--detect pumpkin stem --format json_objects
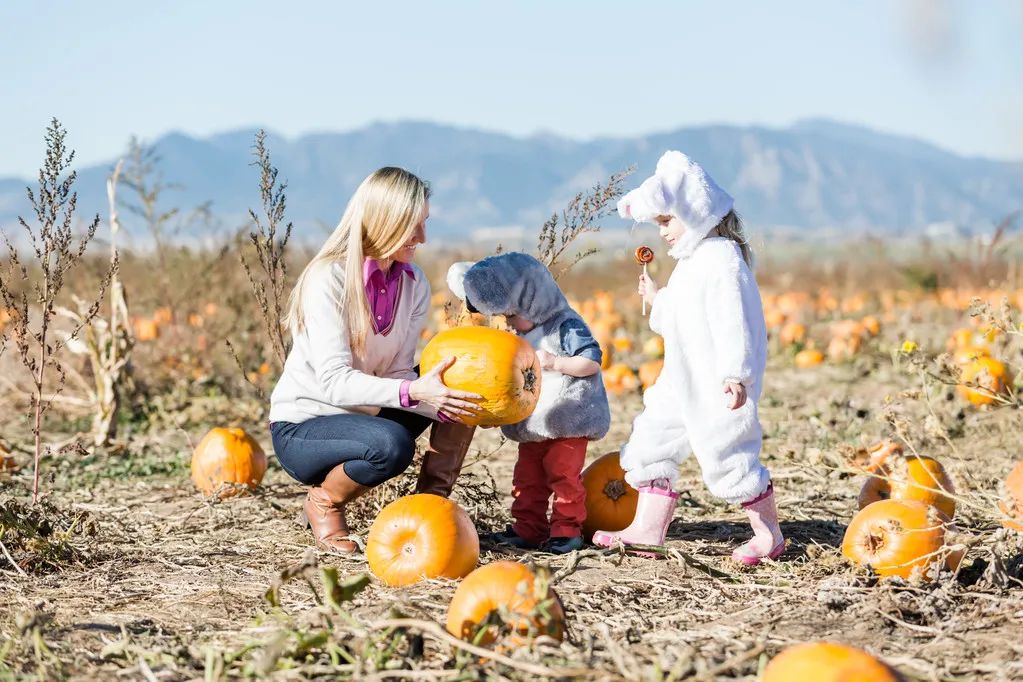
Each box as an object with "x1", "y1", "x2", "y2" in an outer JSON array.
[
  {"x1": 865, "y1": 532, "x2": 884, "y2": 553},
  {"x1": 603, "y1": 479, "x2": 627, "y2": 501},
  {"x1": 522, "y1": 366, "x2": 538, "y2": 394}
]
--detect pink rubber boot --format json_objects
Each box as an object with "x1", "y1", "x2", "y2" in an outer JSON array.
[
  {"x1": 592, "y1": 478, "x2": 678, "y2": 555},
  {"x1": 731, "y1": 482, "x2": 785, "y2": 566}
]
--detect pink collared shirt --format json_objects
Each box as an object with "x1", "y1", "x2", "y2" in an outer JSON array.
[{"x1": 364, "y1": 258, "x2": 420, "y2": 409}]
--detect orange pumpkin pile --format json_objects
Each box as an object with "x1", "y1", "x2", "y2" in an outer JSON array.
[
  {"x1": 366, "y1": 494, "x2": 479, "y2": 587},
  {"x1": 420, "y1": 327, "x2": 540, "y2": 426},
  {"x1": 190, "y1": 427, "x2": 267, "y2": 497},
  {"x1": 581, "y1": 453, "x2": 638, "y2": 541},
  {"x1": 446, "y1": 561, "x2": 564, "y2": 645},
  {"x1": 762, "y1": 641, "x2": 904, "y2": 682}
]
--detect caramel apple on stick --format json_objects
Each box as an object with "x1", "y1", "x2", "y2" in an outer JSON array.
[{"x1": 635, "y1": 246, "x2": 654, "y2": 315}]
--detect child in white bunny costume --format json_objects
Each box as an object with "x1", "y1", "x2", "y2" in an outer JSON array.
[{"x1": 592, "y1": 151, "x2": 784, "y2": 565}]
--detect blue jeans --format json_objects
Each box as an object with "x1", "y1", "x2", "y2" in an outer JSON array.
[{"x1": 270, "y1": 409, "x2": 433, "y2": 487}]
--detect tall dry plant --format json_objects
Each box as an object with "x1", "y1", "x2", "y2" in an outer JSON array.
[
  {"x1": 0, "y1": 119, "x2": 113, "y2": 503},
  {"x1": 53, "y1": 160, "x2": 135, "y2": 447},
  {"x1": 536, "y1": 168, "x2": 632, "y2": 279},
  {"x1": 237, "y1": 130, "x2": 293, "y2": 370}
]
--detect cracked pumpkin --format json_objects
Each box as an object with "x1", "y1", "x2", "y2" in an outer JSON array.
[
  {"x1": 420, "y1": 327, "x2": 540, "y2": 426},
  {"x1": 842, "y1": 499, "x2": 949, "y2": 580}
]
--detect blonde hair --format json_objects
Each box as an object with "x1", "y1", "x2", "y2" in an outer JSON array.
[
  {"x1": 285, "y1": 167, "x2": 430, "y2": 353},
  {"x1": 715, "y1": 210, "x2": 754, "y2": 269}
]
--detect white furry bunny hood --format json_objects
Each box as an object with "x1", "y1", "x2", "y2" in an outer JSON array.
[{"x1": 617, "y1": 151, "x2": 734, "y2": 260}]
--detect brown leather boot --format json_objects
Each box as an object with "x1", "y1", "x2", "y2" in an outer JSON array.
[
  {"x1": 414, "y1": 421, "x2": 476, "y2": 497},
  {"x1": 304, "y1": 464, "x2": 369, "y2": 554}
]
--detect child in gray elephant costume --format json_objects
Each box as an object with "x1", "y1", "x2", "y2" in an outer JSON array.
[{"x1": 448, "y1": 253, "x2": 611, "y2": 554}]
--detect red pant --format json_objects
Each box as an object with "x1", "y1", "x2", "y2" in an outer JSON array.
[{"x1": 511, "y1": 437, "x2": 588, "y2": 544}]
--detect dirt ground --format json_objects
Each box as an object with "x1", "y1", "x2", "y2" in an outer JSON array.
[{"x1": 2, "y1": 346, "x2": 1021, "y2": 681}]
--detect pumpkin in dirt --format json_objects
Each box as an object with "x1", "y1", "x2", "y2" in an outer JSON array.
[
  {"x1": 999, "y1": 460, "x2": 1023, "y2": 532},
  {"x1": 762, "y1": 641, "x2": 904, "y2": 682},
  {"x1": 190, "y1": 428, "x2": 267, "y2": 497},
  {"x1": 581, "y1": 452, "x2": 639, "y2": 540},
  {"x1": 642, "y1": 335, "x2": 665, "y2": 358},
  {"x1": 133, "y1": 317, "x2": 159, "y2": 342},
  {"x1": 842, "y1": 499, "x2": 950, "y2": 581},
  {"x1": 603, "y1": 363, "x2": 639, "y2": 394},
  {"x1": 420, "y1": 327, "x2": 540, "y2": 426},
  {"x1": 638, "y1": 359, "x2": 663, "y2": 390},
  {"x1": 446, "y1": 561, "x2": 565, "y2": 645},
  {"x1": 794, "y1": 348, "x2": 824, "y2": 368},
  {"x1": 857, "y1": 449, "x2": 956, "y2": 519},
  {"x1": 366, "y1": 494, "x2": 479, "y2": 587},
  {"x1": 956, "y1": 355, "x2": 1008, "y2": 406},
  {"x1": 779, "y1": 322, "x2": 806, "y2": 346}
]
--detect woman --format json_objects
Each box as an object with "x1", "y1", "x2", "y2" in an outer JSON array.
[{"x1": 269, "y1": 166, "x2": 480, "y2": 553}]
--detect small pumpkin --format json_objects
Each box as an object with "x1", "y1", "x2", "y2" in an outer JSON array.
[
  {"x1": 642, "y1": 335, "x2": 665, "y2": 358},
  {"x1": 133, "y1": 318, "x2": 159, "y2": 342},
  {"x1": 420, "y1": 327, "x2": 540, "y2": 426},
  {"x1": 860, "y1": 315, "x2": 881, "y2": 336},
  {"x1": 762, "y1": 641, "x2": 904, "y2": 682},
  {"x1": 190, "y1": 427, "x2": 267, "y2": 497},
  {"x1": 446, "y1": 561, "x2": 564, "y2": 645},
  {"x1": 794, "y1": 348, "x2": 825, "y2": 368},
  {"x1": 603, "y1": 363, "x2": 639, "y2": 394},
  {"x1": 638, "y1": 359, "x2": 663, "y2": 390},
  {"x1": 956, "y1": 355, "x2": 1008, "y2": 406},
  {"x1": 779, "y1": 322, "x2": 806, "y2": 346},
  {"x1": 581, "y1": 452, "x2": 639, "y2": 540},
  {"x1": 857, "y1": 450, "x2": 956, "y2": 518},
  {"x1": 999, "y1": 460, "x2": 1023, "y2": 532},
  {"x1": 366, "y1": 494, "x2": 479, "y2": 587},
  {"x1": 842, "y1": 499, "x2": 949, "y2": 581}
]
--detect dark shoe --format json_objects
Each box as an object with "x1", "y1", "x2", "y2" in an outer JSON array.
[
  {"x1": 415, "y1": 421, "x2": 476, "y2": 497},
  {"x1": 541, "y1": 535, "x2": 584, "y2": 555},
  {"x1": 490, "y1": 525, "x2": 540, "y2": 549},
  {"x1": 304, "y1": 464, "x2": 369, "y2": 554}
]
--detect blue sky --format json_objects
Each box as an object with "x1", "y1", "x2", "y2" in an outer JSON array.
[{"x1": 1, "y1": 1, "x2": 1020, "y2": 177}]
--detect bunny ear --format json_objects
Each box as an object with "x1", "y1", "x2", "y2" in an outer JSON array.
[{"x1": 446, "y1": 261, "x2": 475, "y2": 301}]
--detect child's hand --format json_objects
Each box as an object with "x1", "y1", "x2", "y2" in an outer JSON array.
[
  {"x1": 724, "y1": 381, "x2": 747, "y2": 409},
  {"x1": 638, "y1": 272, "x2": 658, "y2": 306},
  {"x1": 535, "y1": 349, "x2": 558, "y2": 371}
]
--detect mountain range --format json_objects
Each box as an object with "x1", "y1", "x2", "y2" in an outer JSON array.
[{"x1": 1, "y1": 119, "x2": 1020, "y2": 244}]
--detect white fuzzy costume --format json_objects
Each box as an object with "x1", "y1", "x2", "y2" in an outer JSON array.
[{"x1": 617, "y1": 151, "x2": 770, "y2": 504}]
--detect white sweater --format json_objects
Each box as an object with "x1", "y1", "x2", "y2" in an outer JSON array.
[{"x1": 269, "y1": 260, "x2": 437, "y2": 424}]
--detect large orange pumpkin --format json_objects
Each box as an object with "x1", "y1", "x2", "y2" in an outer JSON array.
[
  {"x1": 762, "y1": 642, "x2": 904, "y2": 682},
  {"x1": 956, "y1": 355, "x2": 1008, "y2": 406},
  {"x1": 366, "y1": 494, "x2": 479, "y2": 587},
  {"x1": 420, "y1": 327, "x2": 540, "y2": 426},
  {"x1": 190, "y1": 427, "x2": 267, "y2": 497},
  {"x1": 446, "y1": 561, "x2": 564, "y2": 645},
  {"x1": 581, "y1": 452, "x2": 639, "y2": 540},
  {"x1": 857, "y1": 450, "x2": 956, "y2": 519},
  {"x1": 999, "y1": 460, "x2": 1023, "y2": 532},
  {"x1": 842, "y1": 499, "x2": 949, "y2": 581}
]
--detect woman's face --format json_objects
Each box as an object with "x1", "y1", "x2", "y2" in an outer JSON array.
[
  {"x1": 654, "y1": 214, "x2": 686, "y2": 247},
  {"x1": 392, "y1": 201, "x2": 429, "y2": 264}
]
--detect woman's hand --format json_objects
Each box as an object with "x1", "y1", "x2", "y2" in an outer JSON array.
[
  {"x1": 639, "y1": 272, "x2": 659, "y2": 307},
  {"x1": 724, "y1": 381, "x2": 747, "y2": 410},
  {"x1": 410, "y1": 357, "x2": 483, "y2": 421}
]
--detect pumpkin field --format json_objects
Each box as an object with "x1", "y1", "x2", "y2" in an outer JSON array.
[{"x1": 1, "y1": 135, "x2": 1022, "y2": 680}]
